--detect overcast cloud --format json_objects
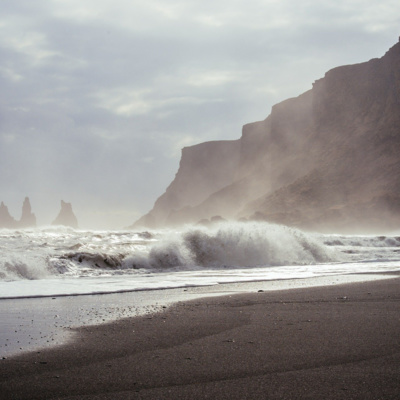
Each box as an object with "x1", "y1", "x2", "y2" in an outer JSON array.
[{"x1": 1, "y1": 0, "x2": 399, "y2": 228}]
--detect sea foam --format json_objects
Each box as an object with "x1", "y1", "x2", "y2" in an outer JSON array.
[
  {"x1": 139, "y1": 222, "x2": 337, "y2": 270},
  {"x1": 2, "y1": 221, "x2": 400, "y2": 283}
]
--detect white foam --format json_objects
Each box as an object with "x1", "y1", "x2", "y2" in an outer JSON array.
[
  {"x1": 1, "y1": 222, "x2": 400, "y2": 298},
  {"x1": 139, "y1": 222, "x2": 338, "y2": 269}
]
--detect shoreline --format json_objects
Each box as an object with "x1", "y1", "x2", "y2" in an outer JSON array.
[
  {"x1": 1, "y1": 269, "x2": 399, "y2": 301},
  {"x1": 1, "y1": 275, "x2": 399, "y2": 399},
  {"x1": 0, "y1": 272, "x2": 399, "y2": 359},
  {"x1": 1, "y1": 269, "x2": 400, "y2": 301}
]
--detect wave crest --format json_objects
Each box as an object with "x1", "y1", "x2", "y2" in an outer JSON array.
[
  {"x1": 128, "y1": 222, "x2": 338, "y2": 270},
  {"x1": 0, "y1": 222, "x2": 342, "y2": 280}
]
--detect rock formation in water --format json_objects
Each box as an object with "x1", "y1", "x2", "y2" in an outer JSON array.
[
  {"x1": 133, "y1": 38, "x2": 400, "y2": 233},
  {"x1": 19, "y1": 197, "x2": 37, "y2": 227},
  {"x1": 0, "y1": 202, "x2": 17, "y2": 228},
  {"x1": 0, "y1": 197, "x2": 37, "y2": 228},
  {"x1": 52, "y1": 200, "x2": 78, "y2": 228}
]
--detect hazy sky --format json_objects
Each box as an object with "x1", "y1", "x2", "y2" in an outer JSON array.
[{"x1": 1, "y1": 1, "x2": 399, "y2": 229}]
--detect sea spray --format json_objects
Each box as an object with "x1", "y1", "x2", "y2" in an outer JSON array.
[
  {"x1": 2, "y1": 222, "x2": 400, "y2": 284},
  {"x1": 143, "y1": 221, "x2": 338, "y2": 269},
  {"x1": 2, "y1": 223, "x2": 400, "y2": 298}
]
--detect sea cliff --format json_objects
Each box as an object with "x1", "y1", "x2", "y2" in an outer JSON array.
[{"x1": 134, "y1": 39, "x2": 400, "y2": 233}]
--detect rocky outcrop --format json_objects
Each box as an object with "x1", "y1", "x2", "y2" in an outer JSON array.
[
  {"x1": 19, "y1": 197, "x2": 37, "y2": 228},
  {"x1": 0, "y1": 197, "x2": 37, "y2": 229},
  {"x1": 52, "y1": 200, "x2": 78, "y2": 228},
  {"x1": 134, "y1": 140, "x2": 241, "y2": 227},
  {"x1": 133, "y1": 38, "x2": 400, "y2": 233},
  {"x1": 0, "y1": 202, "x2": 17, "y2": 229}
]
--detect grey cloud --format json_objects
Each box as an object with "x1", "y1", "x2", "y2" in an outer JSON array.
[{"x1": 1, "y1": 0, "x2": 399, "y2": 228}]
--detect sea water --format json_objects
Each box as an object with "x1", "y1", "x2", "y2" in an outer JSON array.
[
  {"x1": 2, "y1": 220, "x2": 400, "y2": 357},
  {"x1": 1, "y1": 221, "x2": 400, "y2": 299}
]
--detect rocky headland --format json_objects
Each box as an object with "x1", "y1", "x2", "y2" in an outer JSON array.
[{"x1": 133, "y1": 38, "x2": 400, "y2": 233}]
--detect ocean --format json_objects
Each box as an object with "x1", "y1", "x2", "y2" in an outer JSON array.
[
  {"x1": 1, "y1": 221, "x2": 400, "y2": 299},
  {"x1": 2, "y1": 220, "x2": 400, "y2": 358}
]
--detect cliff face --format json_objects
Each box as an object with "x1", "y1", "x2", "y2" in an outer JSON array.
[
  {"x1": 134, "y1": 39, "x2": 400, "y2": 233},
  {"x1": 134, "y1": 140, "x2": 241, "y2": 227},
  {"x1": 245, "y1": 40, "x2": 400, "y2": 233}
]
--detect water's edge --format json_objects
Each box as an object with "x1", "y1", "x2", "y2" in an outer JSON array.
[{"x1": 1, "y1": 273, "x2": 398, "y2": 359}]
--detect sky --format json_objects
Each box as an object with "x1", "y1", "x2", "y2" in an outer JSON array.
[{"x1": 1, "y1": 0, "x2": 399, "y2": 229}]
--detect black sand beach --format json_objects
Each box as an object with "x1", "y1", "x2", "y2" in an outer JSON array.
[{"x1": 1, "y1": 277, "x2": 399, "y2": 399}]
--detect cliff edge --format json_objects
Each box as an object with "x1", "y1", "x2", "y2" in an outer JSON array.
[{"x1": 133, "y1": 38, "x2": 400, "y2": 233}]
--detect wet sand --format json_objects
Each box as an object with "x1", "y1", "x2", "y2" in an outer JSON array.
[
  {"x1": 1, "y1": 276, "x2": 400, "y2": 399},
  {"x1": 0, "y1": 274, "x2": 395, "y2": 358}
]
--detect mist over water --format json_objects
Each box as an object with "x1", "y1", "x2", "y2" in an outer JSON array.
[{"x1": 1, "y1": 221, "x2": 400, "y2": 298}]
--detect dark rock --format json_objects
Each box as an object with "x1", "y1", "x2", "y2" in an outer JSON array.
[
  {"x1": 196, "y1": 216, "x2": 227, "y2": 227},
  {"x1": 52, "y1": 200, "x2": 78, "y2": 228},
  {"x1": 210, "y1": 215, "x2": 226, "y2": 223},
  {"x1": 196, "y1": 218, "x2": 211, "y2": 227},
  {"x1": 132, "y1": 39, "x2": 400, "y2": 233},
  {"x1": 132, "y1": 140, "x2": 241, "y2": 228}
]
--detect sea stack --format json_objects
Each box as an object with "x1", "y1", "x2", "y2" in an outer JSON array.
[
  {"x1": 19, "y1": 197, "x2": 37, "y2": 228},
  {"x1": 0, "y1": 202, "x2": 17, "y2": 229},
  {"x1": 52, "y1": 200, "x2": 78, "y2": 228}
]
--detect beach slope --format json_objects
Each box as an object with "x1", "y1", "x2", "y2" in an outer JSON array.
[{"x1": 1, "y1": 278, "x2": 399, "y2": 399}]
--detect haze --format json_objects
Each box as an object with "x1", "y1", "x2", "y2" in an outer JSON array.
[{"x1": 1, "y1": 1, "x2": 399, "y2": 229}]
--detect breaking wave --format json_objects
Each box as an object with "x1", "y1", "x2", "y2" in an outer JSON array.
[
  {"x1": 136, "y1": 222, "x2": 337, "y2": 270},
  {"x1": 2, "y1": 221, "x2": 400, "y2": 282},
  {"x1": 0, "y1": 222, "x2": 338, "y2": 281}
]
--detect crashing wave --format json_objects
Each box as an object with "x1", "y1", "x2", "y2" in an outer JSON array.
[
  {"x1": 4, "y1": 221, "x2": 400, "y2": 281},
  {"x1": 133, "y1": 222, "x2": 338, "y2": 270}
]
